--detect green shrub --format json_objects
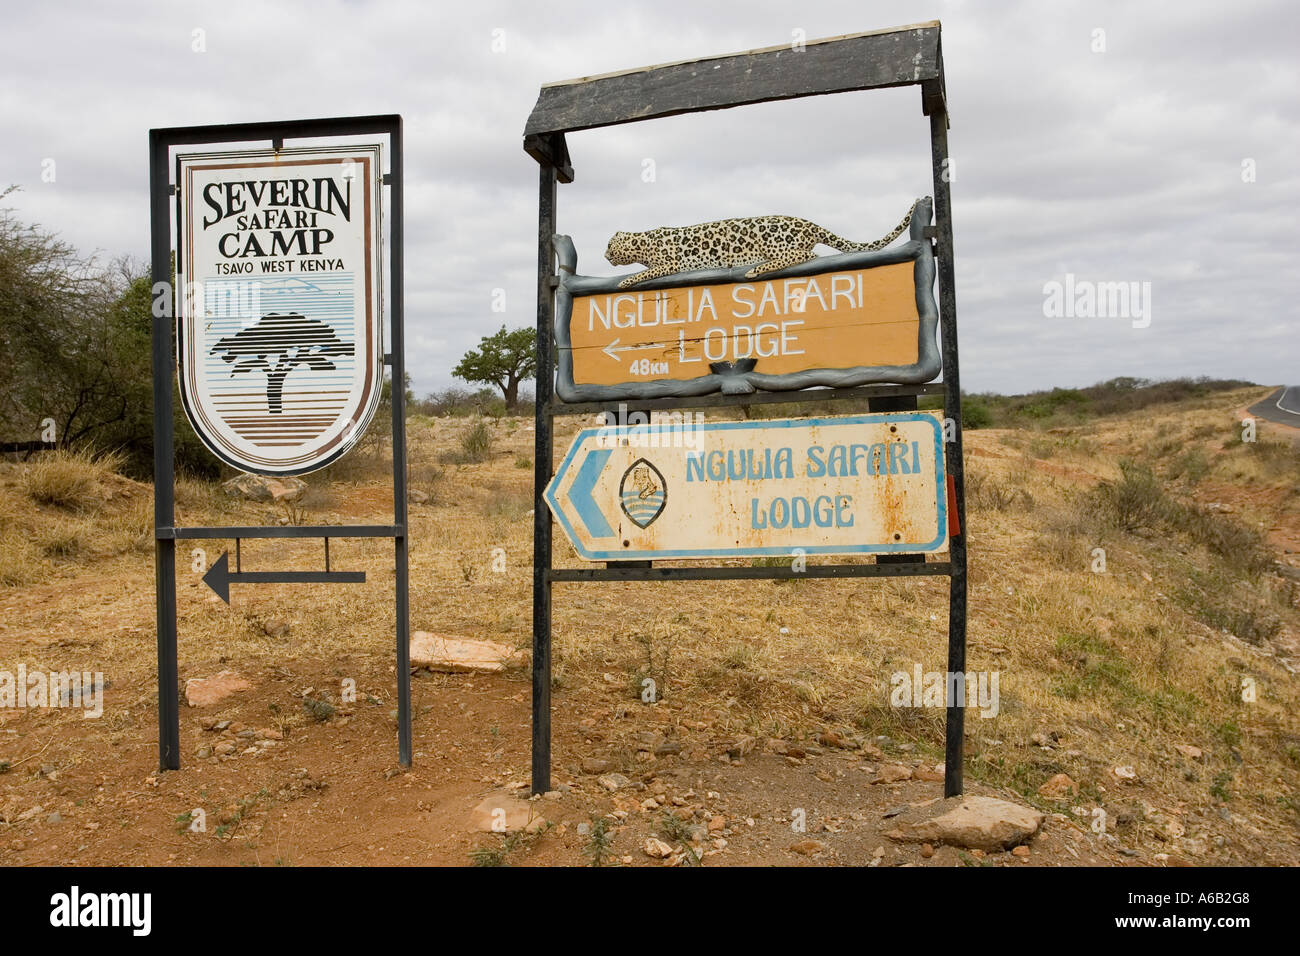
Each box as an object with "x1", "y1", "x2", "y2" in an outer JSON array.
[
  {"x1": 459, "y1": 421, "x2": 493, "y2": 463},
  {"x1": 1094, "y1": 460, "x2": 1166, "y2": 531},
  {"x1": 962, "y1": 397, "x2": 994, "y2": 429}
]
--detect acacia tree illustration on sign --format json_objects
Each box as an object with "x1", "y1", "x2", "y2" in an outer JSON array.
[{"x1": 210, "y1": 313, "x2": 354, "y2": 414}]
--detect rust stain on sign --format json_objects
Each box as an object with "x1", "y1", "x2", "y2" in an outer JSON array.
[
  {"x1": 567, "y1": 263, "x2": 919, "y2": 386},
  {"x1": 544, "y1": 412, "x2": 947, "y2": 561}
]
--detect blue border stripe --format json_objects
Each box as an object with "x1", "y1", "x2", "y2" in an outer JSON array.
[{"x1": 571, "y1": 448, "x2": 615, "y2": 538}]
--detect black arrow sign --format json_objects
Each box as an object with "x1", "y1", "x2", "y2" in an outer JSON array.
[{"x1": 201, "y1": 551, "x2": 366, "y2": 604}]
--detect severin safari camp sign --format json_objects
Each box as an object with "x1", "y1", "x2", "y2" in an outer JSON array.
[{"x1": 176, "y1": 145, "x2": 384, "y2": 475}]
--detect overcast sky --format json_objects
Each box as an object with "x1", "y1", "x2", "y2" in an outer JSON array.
[{"x1": 1, "y1": 0, "x2": 1295, "y2": 397}]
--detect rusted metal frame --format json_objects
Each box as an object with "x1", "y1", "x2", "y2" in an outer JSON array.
[
  {"x1": 159, "y1": 525, "x2": 402, "y2": 539},
  {"x1": 925, "y1": 67, "x2": 967, "y2": 798},
  {"x1": 551, "y1": 562, "x2": 949, "y2": 583},
  {"x1": 547, "y1": 382, "x2": 944, "y2": 418},
  {"x1": 532, "y1": 142, "x2": 560, "y2": 795}
]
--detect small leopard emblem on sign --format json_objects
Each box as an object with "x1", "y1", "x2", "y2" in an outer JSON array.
[{"x1": 619, "y1": 459, "x2": 667, "y2": 529}]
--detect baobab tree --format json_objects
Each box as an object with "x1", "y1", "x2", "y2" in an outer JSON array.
[
  {"x1": 452, "y1": 325, "x2": 536, "y2": 413},
  {"x1": 210, "y1": 313, "x2": 354, "y2": 414}
]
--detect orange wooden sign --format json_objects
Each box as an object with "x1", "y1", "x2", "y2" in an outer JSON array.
[{"x1": 567, "y1": 262, "x2": 920, "y2": 386}]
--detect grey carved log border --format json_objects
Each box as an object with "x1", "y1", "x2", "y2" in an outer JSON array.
[{"x1": 553, "y1": 198, "x2": 938, "y2": 402}]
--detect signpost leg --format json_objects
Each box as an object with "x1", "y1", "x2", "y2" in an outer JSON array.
[
  {"x1": 154, "y1": 540, "x2": 179, "y2": 771},
  {"x1": 395, "y1": 508, "x2": 411, "y2": 767},
  {"x1": 149, "y1": 131, "x2": 180, "y2": 771},
  {"x1": 929, "y1": 97, "x2": 968, "y2": 798},
  {"x1": 389, "y1": 125, "x2": 412, "y2": 767},
  {"x1": 531, "y1": 154, "x2": 559, "y2": 795}
]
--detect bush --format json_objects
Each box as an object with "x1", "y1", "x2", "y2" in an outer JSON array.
[
  {"x1": 459, "y1": 421, "x2": 493, "y2": 463},
  {"x1": 409, "y1": 463, "x2": 446, "y2": 503},
  {"x1": 962, "y1": 397, "x2": 994, "y2": 429},
  {"x1": 964, "y1": 468, "x2": 1033, "y2": 512},
  {"x1": 1094, "y1": 460, "x2": 1166, "y2": 531},
  {"x1": 19, "y1": 448, "x2": 123, "y2": 510},
  {"x1": 1173, "y1": 502, "x2": 1272, "y2": 574},
  {"x1": 416, "y1": 386, "x2": 496, "y2": 417},
  {"x1": 1091, "y1": 460, "x2": 1273, "y2": 573},
  {"x1": 953, "y1": 377, "x2": 1257, "y2": 430}
]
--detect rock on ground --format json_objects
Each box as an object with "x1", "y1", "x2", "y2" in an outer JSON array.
[
  {"x1": 877, "y1": 763, "x2": 913, "y2": 784},
  {"x1": 469, "y1": 794, "x2": 548, "y2": 833},
  {"x1": 221, "y1": 474, "x2": 307, "y2": 503},
  {"x1": 597, "y1": 773, "x2": 630, "y2": 792},
  {"x1": 643, "y1": 837, "x2": 674, "y2": 859},
  {"x1": 789, "y1": 839, "x2": 828, "y2": 857},
  {"x1": 890, "y1": 795, "x2": 1044, "y2": 851},
  {"x1": 1037, "y1": 773, "x2": 1078, "y2": 800},
  {"x1": 184, "y1": 670, "x2": 252, "y2": 707},
  {"x1": 410, "y1": 632, "x2": 524, "y2": 673}
]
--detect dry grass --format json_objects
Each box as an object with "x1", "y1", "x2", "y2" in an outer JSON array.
[
  {"x1": 0, "y1": 449, "x2": 153, "y2": 587},
  {"x1": 0, "y1": 526, "x2": 43, "y2": 586},
  {"x1": 18, "y1": 447, "x2": 125, "y2": 510}
]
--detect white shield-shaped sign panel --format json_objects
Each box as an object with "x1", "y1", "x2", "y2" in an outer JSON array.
[{"x1": 176, "y1": 145, "x2": 384, "y2": 475}]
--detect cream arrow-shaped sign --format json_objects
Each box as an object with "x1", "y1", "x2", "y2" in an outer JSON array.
[{"x1": 544, "y1": 412, "x2": 949, "y2": 562}]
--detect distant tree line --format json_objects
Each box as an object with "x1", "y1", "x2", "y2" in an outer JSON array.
[
  {"x1": 929, "y1": 376, "x2": 1259, "y2": 429},
  {"x1": 411, "y1": 385, "x2": 535, "y2": 419}
]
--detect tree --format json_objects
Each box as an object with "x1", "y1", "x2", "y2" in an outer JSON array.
[
  {"x1": 210, "y1": 313, "x2": 353, "y2": 414},
  {"x1": 0, "y1": 189, "x2": 150, "y2": 455},
  {"x1": 452, "y1": 326, "x2": 536, "y2": 413},
  {"x1": 0, "y1": 191, "x2": 220, "y2": 478}
]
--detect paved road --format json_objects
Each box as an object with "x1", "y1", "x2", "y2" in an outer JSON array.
[{"x1": 1247, "y1": 386, "x2": 1300, "y2": 428}]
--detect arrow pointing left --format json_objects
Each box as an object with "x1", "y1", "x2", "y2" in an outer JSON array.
[
  {"x1": 202, "y1": 550, "x2": 366, "y2": 604},
  {"x1": 602, "y1": 337, "x2": 669, "y2": 362},
  {"x1": 203, "y1": 551, "x2": 232, "y2": 604}
]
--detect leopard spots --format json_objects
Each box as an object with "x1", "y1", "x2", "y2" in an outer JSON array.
[{"x1": 605, "y1": 202, "x2": 922, "y2": 289}]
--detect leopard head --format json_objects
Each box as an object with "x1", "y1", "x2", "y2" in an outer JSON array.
[{"x1": 604, "y1": 230, "x2": 642, "y2": 267}]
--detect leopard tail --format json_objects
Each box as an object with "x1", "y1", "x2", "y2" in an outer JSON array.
[{"x1": 820, "y1": 198, "x2": 924, "y2": 252}]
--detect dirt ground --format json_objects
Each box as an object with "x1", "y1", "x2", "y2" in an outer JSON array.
[{"x1": 0, "y1": 386, "x2": 1297, "y2": 867}]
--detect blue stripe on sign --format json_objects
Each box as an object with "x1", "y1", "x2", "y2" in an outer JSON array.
[
  {"x1": 622, "y1": 492, "x2": 663, "y2": 518},
  {"x1": 571, "y1": 448, "x2": 614, "y2": 538}
]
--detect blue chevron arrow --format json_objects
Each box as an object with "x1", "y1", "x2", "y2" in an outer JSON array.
[{"x1": 570, "y1": 448, "x2": 614, "y2": 538}]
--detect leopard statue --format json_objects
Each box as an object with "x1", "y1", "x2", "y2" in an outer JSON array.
[{"x1": 604, "y1": 199, "x2": 922, "y2": 289}]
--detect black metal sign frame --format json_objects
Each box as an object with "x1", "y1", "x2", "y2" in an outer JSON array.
[
  {"x1": 149, "y1": 115, "x2": 411, "y2": 770},
  {"x1": 523, "y1": 22, "x2": 969, "y2": 797}
]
